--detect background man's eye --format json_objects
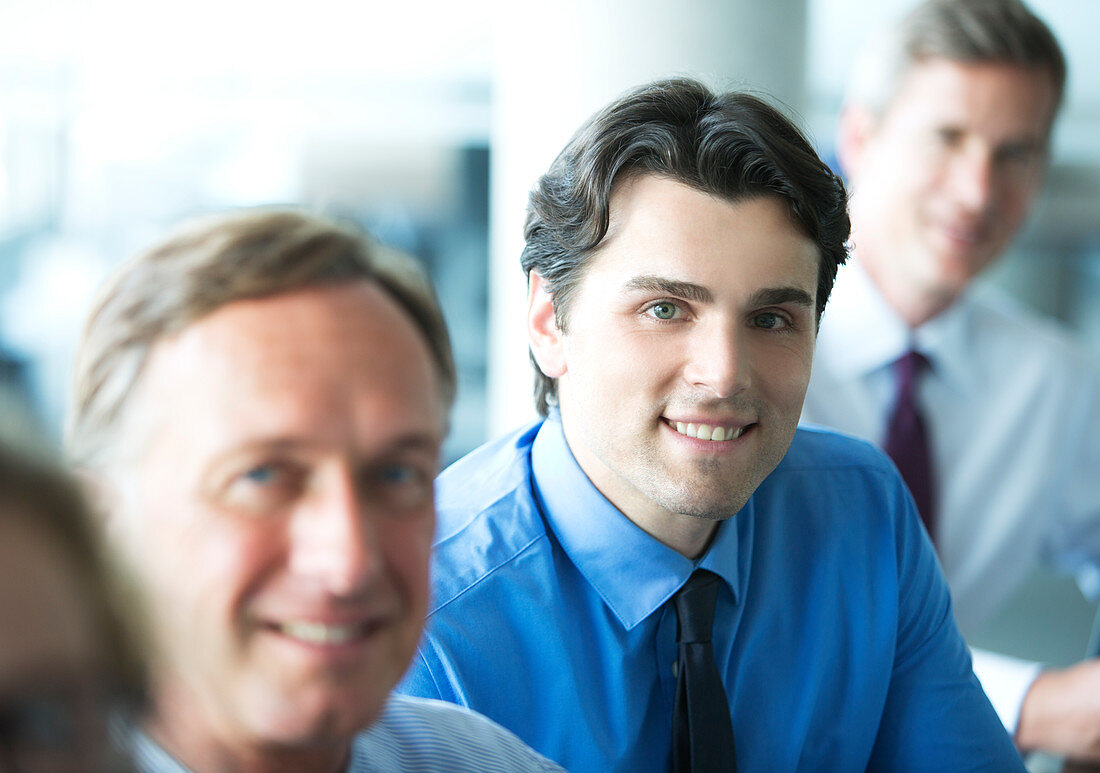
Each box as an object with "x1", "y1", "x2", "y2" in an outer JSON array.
[
  {"x1": 753, "y1": 313, "x2": 781, "y2": 329},
  {"x1": 380, "y1": 465, "x2": 416, "y2": 485},
  {"x1": 651, "y1": 303, "x2": 676, "y2": 320}
]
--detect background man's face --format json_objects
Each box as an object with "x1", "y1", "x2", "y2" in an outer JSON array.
[
  {"x1": 110, "y1": 282, "x2": 443, "y2": 749},
  {"x1": 844, "y1": 59, "x2": 1055, "y2": 307},
  {"x1": 541, "y1": 176, "x2": 818, "y2": 537}
]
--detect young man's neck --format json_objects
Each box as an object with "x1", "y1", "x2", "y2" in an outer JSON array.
[{"x1": 627, "y1": 506, "x2": 720, "y2": 560}]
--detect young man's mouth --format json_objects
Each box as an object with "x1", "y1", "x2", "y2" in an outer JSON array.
[{"x1": 664, "y1": 418, "x2": 752, "y2": 442}]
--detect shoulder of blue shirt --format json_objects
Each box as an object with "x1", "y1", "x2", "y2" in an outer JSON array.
[{"x1": 429, "y1": 419, "x2": 907, "y2": 613}]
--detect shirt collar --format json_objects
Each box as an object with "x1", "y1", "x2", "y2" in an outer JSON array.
[
  {"x1": 816, "y1": 259, "x2": 979, "y2": 393},
  {"x1": 530, "y1": 410, "x2": 742, "y2": 631}
]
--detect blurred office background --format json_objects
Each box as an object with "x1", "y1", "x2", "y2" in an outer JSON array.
[
  {"x1": 0, "y1": 1, "x2": 1096, "y2": 714},
  {"x1": 0, "y1": 0, "x2": 1097, "y2": 466}
]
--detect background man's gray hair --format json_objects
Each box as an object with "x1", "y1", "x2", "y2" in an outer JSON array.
[
  {"x1": 67, "y1": 209, "x2": 456, "y2": 470},
  {"x1": 848, "y1": 0, "x2": 1066, "y2": 119}
]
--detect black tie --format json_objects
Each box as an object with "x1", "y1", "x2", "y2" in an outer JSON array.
[{"x1": 672, "y1": 569, "x2": 737, "y2": 773}]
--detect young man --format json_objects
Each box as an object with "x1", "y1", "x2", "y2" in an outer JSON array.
[
  {"x1": 399, "y1": 78, "x2": 1023, "y2": 771},
  {"x1": 67, "y1": 210, "x2": 562, "y2": 772},
  {"x1": 801, "y1": 0, "x2": 1100, "y2": 758}
]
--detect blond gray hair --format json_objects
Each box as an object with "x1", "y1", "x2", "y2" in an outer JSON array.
[
  {"x1": 849, "y1": 0, "x2": 1066, "y2": 120},
  {"x1": 68, "y1": 209, "x2": 456, "y2": 470}
]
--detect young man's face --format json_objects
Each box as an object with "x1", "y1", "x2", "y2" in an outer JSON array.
[
  {"x1": 108, "y1": 282, "x2": 444, "y2": 754},
  {"x1": 843, "y1": 59, "x2": 1055, "y2": 310},
  {"x1": 530, "y1": 176, "x2": 819, "y2": 553}
]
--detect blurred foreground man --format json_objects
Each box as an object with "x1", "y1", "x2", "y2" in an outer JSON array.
[
  {"x1": 67, "y1": 211, "x2": 562, "y2": 772},
  {"x1": 399, "y1": 78, "x2": 1023, "y2": 772},
  {"x1": 0, "y1": 444, "x2": 143, "y2": 773},
  {"x1": 801, "y1": 0, "x2": 1100, "y2": 758}
]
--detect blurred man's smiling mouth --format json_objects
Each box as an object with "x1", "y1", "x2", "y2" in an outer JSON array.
[{"x1": 274, "y1": 620, "x2": 378, "y2": 646}]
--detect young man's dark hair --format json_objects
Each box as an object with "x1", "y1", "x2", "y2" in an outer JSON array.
[{"x1": 521, "y1": 78, "x2": 850, "y2": 415}]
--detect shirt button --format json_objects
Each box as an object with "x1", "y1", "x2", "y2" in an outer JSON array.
[{"x1": 671, "y1": 660, "x2": 679, "y2": 678}]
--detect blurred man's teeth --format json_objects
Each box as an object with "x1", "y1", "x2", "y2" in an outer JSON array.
[
  {"x1": 279, "y1": 621, "x2": 359, "y2": 644},
  {"x1": 672, "y1": 422, "x2": 743, "y2": 441}
]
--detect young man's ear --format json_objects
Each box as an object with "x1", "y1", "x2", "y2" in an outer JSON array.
[{"x1": 527, "y1": 272, "x2": 567, "y2": 379}]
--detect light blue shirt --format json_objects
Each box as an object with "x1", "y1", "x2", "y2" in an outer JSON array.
[
  {"x1": 126, "y1": 694, "x2": 563, "y2": 772},
  {"x1": 804, "y1": 260, "x2": 1100, "y2": 730},
  {"x1": 398, "y1": 412, "x2": 1023, "y2": 772}
]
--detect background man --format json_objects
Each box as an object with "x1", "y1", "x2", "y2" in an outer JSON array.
[
  {"x1": 801, "y1": 0, "x2": 1100, "y2": 759},
  {"x1": 67, "y1": 210, "x2": 562, "y2": 772},
  {"x1": 399, "y1": 78, "x2": 1022, "y2": 772}
]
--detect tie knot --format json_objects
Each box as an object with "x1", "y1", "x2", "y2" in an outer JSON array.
[
  {"x1": 893, "y1": 349, "x2": 929, "y2": 393},
  {"x1": 674, "y1": 570, "x2": 721, "y2": 644}
]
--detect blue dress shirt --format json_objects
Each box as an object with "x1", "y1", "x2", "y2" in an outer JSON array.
[{"x1": 399, "y1": 412, "x2": 1023, "y2": 772}]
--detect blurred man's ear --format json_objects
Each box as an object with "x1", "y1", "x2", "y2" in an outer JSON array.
[
  {"x1": 527, "y1": 272, "x2": 567, "y2": 380},
  {"x1": 836, "y1": 103, "x2": 877, "y2": 180},
  {"x1": 73, "y1": 467, "x2": 124, "y2": 532}
]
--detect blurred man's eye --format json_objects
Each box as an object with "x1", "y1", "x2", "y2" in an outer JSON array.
[
  {"x1": 221, "y1": 461, "x2": 303, "y2": 513},
  {"x1": 243, "y1": 465, "x2": 279, "y2": 484},
  {"x1": 935, "y1": 127, "x2": 963, "y2": 147},
  {"x1": 364, "y1": 461, "x2": 434, "y2": 512},
  {"x1": 379, "y1": 465, "x2": 418, "y2": 485}
]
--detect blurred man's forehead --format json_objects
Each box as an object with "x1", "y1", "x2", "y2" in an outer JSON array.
[
  {"x1": 115, "y1": 282, "x2": 443, "y2": 470},
  {"x1": 887, "y1": 57, "x2": 1058, "y2": 133}
]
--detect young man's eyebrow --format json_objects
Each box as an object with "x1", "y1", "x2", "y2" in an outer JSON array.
[
  {"x1": 622, "y1": 275, "x2": 712, "y2": 303},
  {"x1": 749, "y1": 287, "x2": 815, "y2": 308},
  {"x1": 623, "y1": 277, "x2": 814, "y2": 309}
]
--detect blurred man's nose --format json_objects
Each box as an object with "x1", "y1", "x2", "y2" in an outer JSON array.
[
  {"x1": 288, "y1": 466, "x2": 380, "y2": 596},
  {"x1": 950, "y1": 145, "x2": 996, "y2": 214}
]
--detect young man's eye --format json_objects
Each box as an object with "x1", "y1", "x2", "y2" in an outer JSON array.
[
  {"x1": 752, "y1": 312, "x2": 789, "y2": 330},
  {"x1": 646, "y1": 302, "x2": 680, "y2": 321}
]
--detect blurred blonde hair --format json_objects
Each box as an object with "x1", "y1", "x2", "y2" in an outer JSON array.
[
  {"x1": 849, "y1": 0, "x2": 1066, "y2": 120},
  {"x1": 68, "y1": 208, "x2": 456, "y2": 470}
]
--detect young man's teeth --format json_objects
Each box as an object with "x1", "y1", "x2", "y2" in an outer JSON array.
[
  {"x1": 279, "y1": 621, "x2": 360, "y2": 645},
  {"x1": 673, "y1": 422, "x2": 742, "y2": 441}
]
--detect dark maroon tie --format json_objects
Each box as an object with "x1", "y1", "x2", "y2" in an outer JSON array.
[{"x1": 882, "y1": 350, "x2": 937, "y2": 541}]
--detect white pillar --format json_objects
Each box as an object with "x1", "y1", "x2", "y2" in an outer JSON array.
[{"x1": 488, "y1": 0, "x2": 809, "y2": 435}]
